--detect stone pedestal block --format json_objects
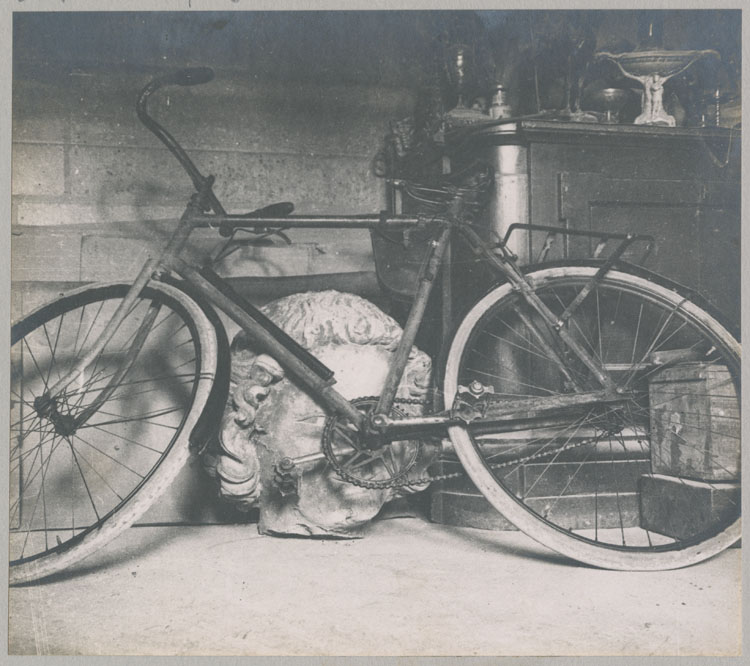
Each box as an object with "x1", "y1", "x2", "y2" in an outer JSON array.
[{"x1": 639, "y1": 473, "x2": 740, "y2": 540}]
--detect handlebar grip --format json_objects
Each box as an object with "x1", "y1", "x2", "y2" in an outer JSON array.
[{"x1": 167, "y1": 67, "x2": 215, "y2": 87}]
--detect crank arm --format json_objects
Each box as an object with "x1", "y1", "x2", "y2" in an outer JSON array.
[{"x1": 281, "y1": 444, "x2": 372, "y2": 469}]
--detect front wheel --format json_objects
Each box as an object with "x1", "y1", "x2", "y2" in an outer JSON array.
[
  {"x1": 443, "y1": 266, "x2": 740, "y2": 570},
  {"x1": 10, "y1": 281, "x2": 219, "y2": 584}
]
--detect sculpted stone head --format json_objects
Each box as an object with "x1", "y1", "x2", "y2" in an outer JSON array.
[{"x1": 203, "y1": 290, "x2": 437, "y2": 536}]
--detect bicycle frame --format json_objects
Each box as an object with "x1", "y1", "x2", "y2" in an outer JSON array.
[
  {"x1": 41, "y1": 192, "x2": 632, "y2": 448},
  {"x1": 39, "y1": 67, "x2": 644, "y2": 451}
]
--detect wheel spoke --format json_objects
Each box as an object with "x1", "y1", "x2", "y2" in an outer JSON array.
[
  {"x1": 67, "y1": 437, "x2": 102, "y2": 522},
  {"x1": 83, "y1": 424, "x2": 166, "y2": 455},
  {"x1": 42, "y1": 313, "x2": 64, "y2": 386},
  {"x1": 18, "y1": 433, "x2": 63, "y2": 558},
  {"x1": 344, "y1": 450, "x2": 375, "y2": 472},
  {"x1": 72, "y1": 432, "x2": 148, "y2": 479},
  {"x1": 380, "y1": 449, "x2": 397, "y2": 477}
]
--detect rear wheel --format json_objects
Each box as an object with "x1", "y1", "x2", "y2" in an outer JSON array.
[
  {"x1": 444, "y1": 266, "x2": 740, "y2": 570},
  {"x1": 10, "y1": 281, "x2": 218, "y2": 584}
]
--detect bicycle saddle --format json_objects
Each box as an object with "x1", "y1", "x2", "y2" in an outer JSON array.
[
  {"x1": 218, "y1": 202, "x2": 295, "y2": 237},
  {"x1": 237, "y1": 201, "x2": 295, "y2": 218}
]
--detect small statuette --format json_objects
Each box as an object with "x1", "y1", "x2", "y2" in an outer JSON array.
[{"x1": 489, "y1": 85, "x2": 512, "y2": 119}]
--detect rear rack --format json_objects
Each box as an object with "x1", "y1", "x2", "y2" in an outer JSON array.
[{"x1": 502, "y1": 223, "x2": 655, "y2": 266}]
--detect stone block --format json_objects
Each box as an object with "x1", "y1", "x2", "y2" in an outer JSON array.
[
  {"x1": 310, "y1": 248, "x2": 375, "y2": 275},
  {"x1": 211, "y1": 245, "x2": 315, "y2": 278},
  {"x1": 79, "y1": 237, "x2": 153, "y2": 282},
  {"x1": 12, "y1": 79, "x2": 69, "y2": 144},
  {"x1": 10, "y1": 285, "x2": 25, "y2": 324},
  {"x1": 67, "y1": 145, "x2": 191, "y2": 203},
  {"x1": 67, "y1": 144, "x2": 383, "y2": 213},
  {"x1": 429, "y1": 457, "x2": 521, "y2": 495},
  {"x1": 80, "y1": 235, "x2": 317, "y2": 282},
  {"x1": 11, "y1": 232, "x2": 81, "y2": 282},
  {"x1": 639, "y1": 473, "x2": 740, "y2": 540},
  {"x1": 522, "y1": 460, "x2": 651, "y2": 498},
  {"x1": 10, "y1": 281, "x2": 84, "y2": 322},
  {"x1": 431, "y1": 487, "x2": 640, "y2": 532},
  {"x1": 295, "y1": 228, "x2": 375, "y2": 274},
  {"x1": 526, "y1": 492, "x2": 640, "y2": 531},
  {"x1": 11, "y1": 143, "x2": 66, "y2": 196},
  {"x1": 14, "y1": 202, "x2": 185, "y2": 226},
  {"x1": 11, "y1": 114, "x2": 68, "y2": 147},
  {"x1": 430, "y1": 491, "x2": 517, "y2": 531},
  {"x1": 68, "y1": 77, "x2": 413, "y2": 156}
]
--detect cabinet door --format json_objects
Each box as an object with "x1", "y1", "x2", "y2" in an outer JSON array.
[
  {"x1": 699, "y1": 208, "x2": 740, "y2": 326},
  {"x1": 558, "y1": 172, "x2": 739, "y2": 323}
]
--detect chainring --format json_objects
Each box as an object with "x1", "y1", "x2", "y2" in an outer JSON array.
[{"x1": 321, "y1": 397, "x2": 422, "y2": 490}]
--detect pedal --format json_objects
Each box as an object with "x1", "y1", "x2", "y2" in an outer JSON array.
[{"x1": 273, "y1": 457, "x2": 301, "y2": 497}]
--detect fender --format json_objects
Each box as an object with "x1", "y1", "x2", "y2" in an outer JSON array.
[
  {"x1": 520, "y1": 259, "x2": 739, "y2": 338},
  {"x1": 159, "y1": 274, "x2": 231, "y2": 452},
  {"x1": 437, "y1": 258, "x2": 740, "y2": 390}
]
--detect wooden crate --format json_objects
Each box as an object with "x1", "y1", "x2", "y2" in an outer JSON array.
[{"x1": 648, "y1": 362, "x2": 740, "y2": 481}]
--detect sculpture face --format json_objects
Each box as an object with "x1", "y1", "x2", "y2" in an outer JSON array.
[{"x1": 205, "y1": 290, "x2": 437, "y2": 537}]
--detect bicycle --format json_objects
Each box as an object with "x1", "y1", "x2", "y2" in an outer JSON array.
[{"x1": 10, "y1": 67, "x2": 741, "y2": 584}]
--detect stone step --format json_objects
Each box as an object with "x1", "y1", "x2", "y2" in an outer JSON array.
[
  {"x1": 431, "y1": 455, "x2": 649, "y2": 497},
  {"x1": 430, "y1": 454, "x2": 648, "y2": 531}
]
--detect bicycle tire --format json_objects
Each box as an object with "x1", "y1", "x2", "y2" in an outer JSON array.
[
  {"x1": 443, "y1": 265, "x2": 740, "y2": 570},
  {"x1": 10, "y1": 281, "x2": 219, "y2": 584}
]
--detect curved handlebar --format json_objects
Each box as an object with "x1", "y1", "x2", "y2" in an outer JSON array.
[{"x1": 136, "y1": 67, "x2": 226, "y2": 215}]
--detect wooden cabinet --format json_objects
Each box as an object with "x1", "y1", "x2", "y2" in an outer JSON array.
[{"x1": 446, "y1": 120, "x2": 740, "y2": 326}]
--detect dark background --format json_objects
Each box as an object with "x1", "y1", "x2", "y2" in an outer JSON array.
[{"x1": 14, "y1": 10, "x2": 741, "y2": 88}]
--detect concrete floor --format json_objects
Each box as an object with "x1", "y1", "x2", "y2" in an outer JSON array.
[{"x1": 8, "y1": 509, "x2": 742, "y2": 657}]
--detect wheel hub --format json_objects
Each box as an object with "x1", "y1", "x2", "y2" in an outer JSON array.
[{"x1": 34, "y1": 394, "x2": 77, "y2": 437}]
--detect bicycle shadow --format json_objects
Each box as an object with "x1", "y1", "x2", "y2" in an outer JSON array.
[
  {"x1": 9, "y1": 522, "x2": 237, "y2": 588},
  {"x1": 442, "y1": 523, "x2": 585, "y2": 569},
  {"x1": 368, "y1": 509, "x2": 586, "y2": 570}
]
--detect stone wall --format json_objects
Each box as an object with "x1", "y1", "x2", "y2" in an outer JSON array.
[{"x1": 11, "y1": 69, "x2": 415, "y2": 288}]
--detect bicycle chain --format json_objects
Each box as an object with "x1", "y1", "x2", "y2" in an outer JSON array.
[{"x1": 324, "y1": 395, "x2": 602, "y2": 491}]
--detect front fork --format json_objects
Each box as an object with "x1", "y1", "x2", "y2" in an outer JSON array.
[{"x1": 33, "y1": 195, "x2": 208, "y2": 430}]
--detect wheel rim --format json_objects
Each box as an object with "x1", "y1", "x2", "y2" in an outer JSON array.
[
  {"x1": 445, "y1": 268, "x2": 740, "y2": 568},
  {"x1": 9, "y1": 286, "x2": 202, "y2": 566}
]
